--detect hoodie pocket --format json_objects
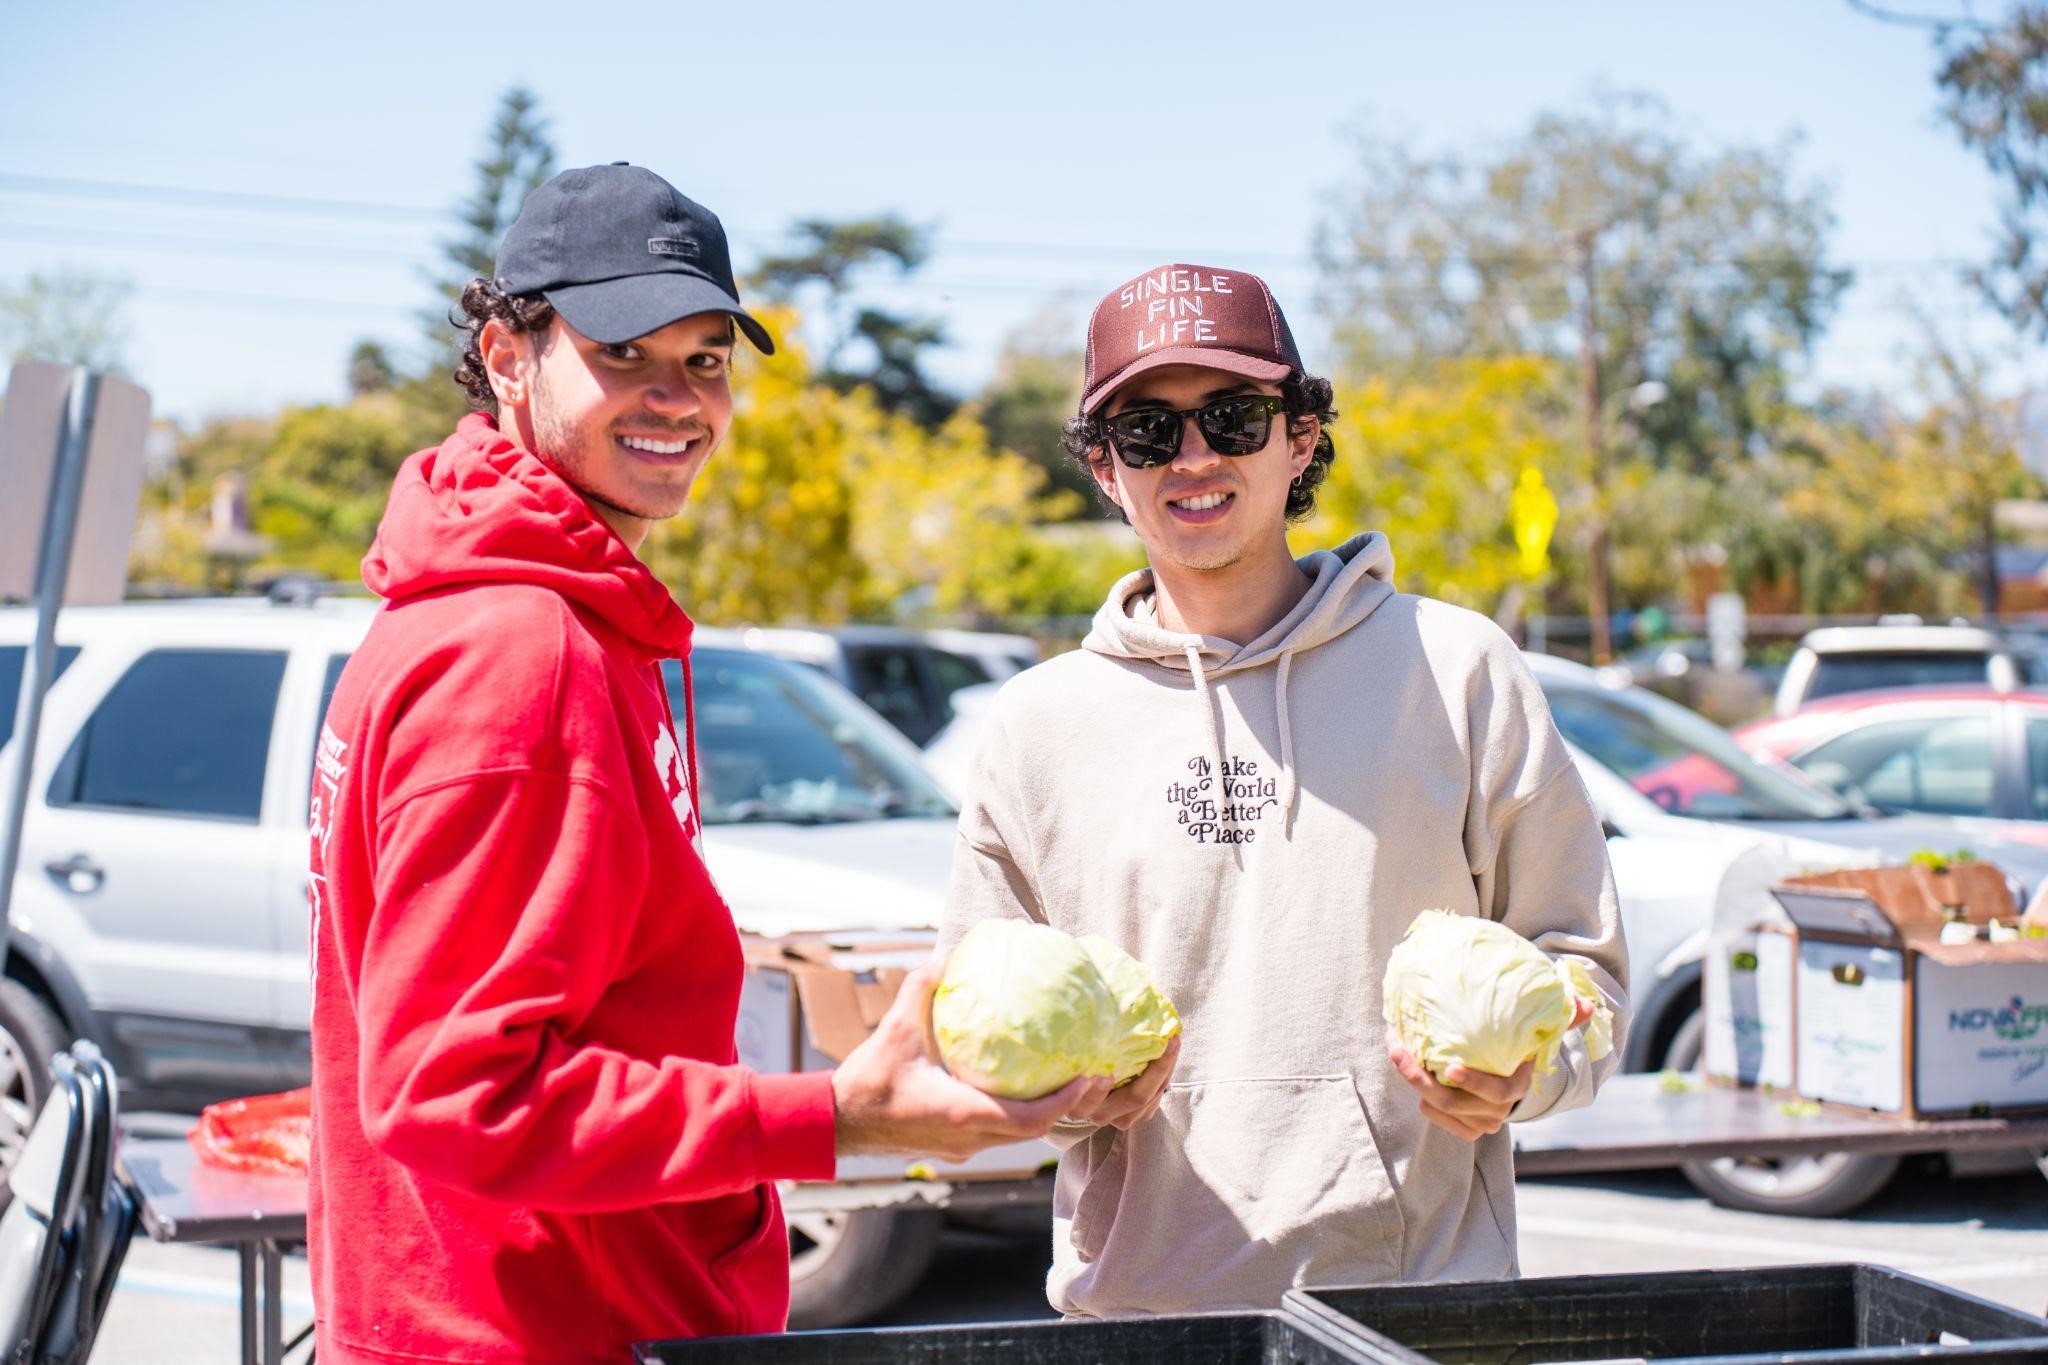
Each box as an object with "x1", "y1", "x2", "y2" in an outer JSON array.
[
  {"x1": 1068, "y1": 1074, "x2": 1407, "y2": 1310},
  {"x1": 707, "y1": 1185, "x2": 782, "y2": 1332},
  {"x1": 1069, "y1": 1126, "x2": 1126, "y2": 1262}
]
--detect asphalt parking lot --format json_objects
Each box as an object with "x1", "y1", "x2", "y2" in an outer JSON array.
[{"x1": 94, "y1": 1160, "x2": 2046, "y2": 1361}]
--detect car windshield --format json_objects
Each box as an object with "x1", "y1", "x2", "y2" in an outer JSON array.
[
  {"x1": 664, "y1": 649, "x2": 956, "y2": 825},
  {"x1": 1542, "y1": 679, "x2": 1854, "y2": 821}
]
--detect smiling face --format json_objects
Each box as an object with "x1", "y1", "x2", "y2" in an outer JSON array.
[
  {"x1": 484, "y1": 310, "x2": 736, "y2": 547},
  {"x1": 1092, "y1": 364, "x2": 1315, "y2": 576}
]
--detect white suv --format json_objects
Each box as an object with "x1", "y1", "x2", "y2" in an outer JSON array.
[
  {"x1": 0, "y1": 595, "x2": 992, "y2": 1326},
  {"x1": 1774, "y1": 623, "x2": 2043, "y2": 717}
]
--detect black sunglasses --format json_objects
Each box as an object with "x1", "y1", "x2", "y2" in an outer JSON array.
[{"x1": 1101, "y1": 394, "x2": 1287, "y2": 469}]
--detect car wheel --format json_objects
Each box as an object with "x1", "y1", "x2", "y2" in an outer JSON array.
[
  {"x1": 1681, "y1": 1149, "x2": 1901, "y2": 1217},
  {"x1": 786, "y1": 1206, "x2": 942, "y2": 1330},
  {"x1": 0, "y1": 979, "x2": 67, "y2": 1204},
  {"x1": 1661, "y1": 1008, "x2": 1706, "y2": 1072},
  {"x1": 1659, "y1": 1007, "x2": 1901, "y2": 1217}
]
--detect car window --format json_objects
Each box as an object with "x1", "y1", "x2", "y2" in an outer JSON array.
[
  {"x1": 1541, "y1": 681, "x2": 1851, "y2": 821},
  {"x1": 666, "y1": 649, "x2": 953, "y2": 825},
  {"x1": 307, "y1": 653, "x2": 351, "y2": 819},
  {"x1": 48, "y1": 648, "x2": 287, "y2": 822},
  {"x1": 0, "y1": 644, "x2": 81, "y2": 749},
  {"x1": 1803, "y1": 652, "x2": 1991, "y2": 703},
  {"x1": 2028, "y1": 718, "x2": 2048, "y2": 820},
  {"x1": 1795, "y1": 714, "x2": 1996, "y2": 818},
  {"x1": 923, "y1": 649, "x2": 991, "y2": 725},
  {"x1": 842, "y1": 646, "x2": 936, "y2": 744}
]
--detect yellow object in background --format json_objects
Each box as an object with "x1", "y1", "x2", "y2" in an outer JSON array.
[{"x1": 1510, "y1": 466, "x2": 1558, "y2": 580}]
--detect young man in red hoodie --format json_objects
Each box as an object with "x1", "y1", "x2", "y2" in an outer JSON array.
[{"x1": 307, "y1": 163, "x2": 1109, "y2": 1363}]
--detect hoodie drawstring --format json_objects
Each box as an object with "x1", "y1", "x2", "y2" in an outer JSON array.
[
  {"x1": 1184, "y1": 645, "x2": 1245, "y2": 866},
  {"x1": 1184, "y1": 645, "x2": 1230, "y2": 799},
  {"x1": 1275, "y1": 648, "x2": 1299, "y2": 839},
  {"x1": 1189, "y1": 643, "x2": 1301, "y2": 847}
]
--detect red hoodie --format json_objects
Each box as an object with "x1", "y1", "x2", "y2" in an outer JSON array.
[{"x1": 309, "y1": 414, "x2": 837, "y2": 1363}]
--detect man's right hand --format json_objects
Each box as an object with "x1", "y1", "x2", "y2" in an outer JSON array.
[{"x1": 831, "y1": 961, "x2": 1113, "y2": 1161}]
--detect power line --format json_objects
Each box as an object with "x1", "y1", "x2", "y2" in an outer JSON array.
[
  {"x1": 0, "y1": 170, "x2": 444, "y2": 221},
  {"x1": 0, "y1": 214, "x2": 1998, "y2": 289},
  {"x1": 136, "y1": 284, "x2": 416, "y2": 320},
  {"x1": 0, "y1": 167, "x2": 2004, "y2": 276},
  {"x1": 1842, "y1": 0, "x2": 1992, "y2": 31},
  {"x1": 0, "y1": 222, "x2": 426, "y2": 266}
]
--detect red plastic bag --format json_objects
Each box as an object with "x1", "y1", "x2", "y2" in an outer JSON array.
[{"x1": 188, "y1": 1087, "x2": 312, "y2": 1178}]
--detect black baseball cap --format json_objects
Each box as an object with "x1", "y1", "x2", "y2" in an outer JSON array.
[{"x1": 495, "y1": 162, "x2": 774, "y2": 354}]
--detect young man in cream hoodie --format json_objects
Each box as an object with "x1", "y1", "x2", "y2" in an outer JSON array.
[{"x1": 936, "y1": 263, "x2": 1628, "y2": 1317}]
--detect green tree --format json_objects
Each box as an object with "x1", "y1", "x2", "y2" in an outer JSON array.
[
  {"x1": 1902, "y1": 310, "x2": 2039, "y2": 614},
  {"x1": 1297, "y1": 356, "x2": 1576, "y2": 613},
  {"x1": 348, "y1": 340, "x2": 397, "y2": 396},
  {"x1": 1317, "y1": 92, "x2": 1847, "y2": 477},
  {"x1": 0, "y1": 268, "x2": 133, "y2": 373},
  {"x1": 1317, "y1": 93, "x2": 1848, "y2": 656},
  {"x1": 750, "y1": 215, "x2": 956, "y2": 427},
  {"x1": 417, "y1": 86, "x2": 556, "y2": 376},
  {"x1": 644, "y1": 305, "x2": 1107, "y2": 625},
  {"x1": 137, "y1": 393, "x2": 440, "y2": 592},
  {"x1": 1934, "y1": 4, "x2": 2048, "y2": 336},
  {"x1": 974, "y1": 305, "x2": 1094, "y2": 510}
]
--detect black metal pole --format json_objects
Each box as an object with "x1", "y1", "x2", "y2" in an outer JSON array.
[{"x1": 0, "y1": 368, "x2": 101, "y2": 981}]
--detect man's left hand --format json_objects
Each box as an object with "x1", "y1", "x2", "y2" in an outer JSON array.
[
  {"x1": 1069, "y1": 1034, "x2": 1181, "y2": 1132},
  {"x1": 1387, "y1": 995, "x2": 1593, "y2": 1140},
  {"x1": 1387, "y1": 1044, "x2": 1532, "y2": 1140}
]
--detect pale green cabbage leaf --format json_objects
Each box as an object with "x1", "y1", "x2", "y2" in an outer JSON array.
[
  {"x1": 1078, "y1": 934, "x2": 1183, "y2": 1085},
  {"x1": 934, "y1": 919, "x2": 1180, "y2": 1099},
  {"x1": 1382, "y1": 909, "x2": 1614, "y2": 1080}
]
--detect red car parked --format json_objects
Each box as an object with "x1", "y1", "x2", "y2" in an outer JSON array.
[{"x1": 1733, "y1": 685, "x2": 2048, "y2": 845}]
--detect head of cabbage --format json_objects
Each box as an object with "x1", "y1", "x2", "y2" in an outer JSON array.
[
  {"x1": 1381, "y1": 910, "x2": 1613, "y2": 1080},
  {"x1": 933, "y1": 919, "x2": 1181, "y2": 1099}
]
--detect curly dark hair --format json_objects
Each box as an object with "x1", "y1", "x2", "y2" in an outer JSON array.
[
  {"x1": 450, "y1": 276, "x2": 556, "y2": 415},
  {"x1": 1061, "y1": 372, "x2": 1338, "y2": 523}
]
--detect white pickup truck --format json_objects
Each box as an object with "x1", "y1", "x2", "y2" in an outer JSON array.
[{"x1": 0, "y1": 594, "x2": 1051, "y2": 1328}]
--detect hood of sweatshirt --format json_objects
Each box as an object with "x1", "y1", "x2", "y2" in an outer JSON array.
[
  {"x1": 362, "y1": 413, "x2": 692, "y2": 663},
  {"x1": 1081, "y1": 532, "x2": 1397, "y2": 839}
]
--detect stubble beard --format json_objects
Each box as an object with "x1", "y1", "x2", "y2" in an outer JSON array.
[
  {"x1": 1161, "y1": 540, "x2": 1248, "y2": 575},
  {"x1": 529, "y1": 373, "x2": 689, "y2": 523}
]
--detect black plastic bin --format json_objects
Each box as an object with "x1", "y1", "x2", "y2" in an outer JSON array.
[
  {"x1": 1283, "y1": 1264, "x2": 2048, "y2": 1365},
  {"x1": 634, "y1": 1310, "x2": 1372, "y2": 1364}
]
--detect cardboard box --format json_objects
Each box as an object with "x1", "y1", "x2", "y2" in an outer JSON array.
[
  {"x1": 1702, "y1": 926, "x2": 1795, "y2": 1090},
  {"x1": 735, "y1": 931, "x2": 931, "y2": 1076},
  {"x1": 1769, "y1": 864, "x2": 2048, "y2": 1118},
  {"x1": 733, "y1": 930, "x2": 1057, "y2": 1184}
]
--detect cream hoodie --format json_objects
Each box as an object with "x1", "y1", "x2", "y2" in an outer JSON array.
[{"x1": 938, "y1": 532, "x2": 1628, "y2": 1317}]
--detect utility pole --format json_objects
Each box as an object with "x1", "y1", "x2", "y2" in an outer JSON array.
[
  {"x1": 1979, "y1": 483, "x2": 2002, "y2": 620},
  {"x1": 1576, "y1": 227, "x2": 1614, "y2": 665}
]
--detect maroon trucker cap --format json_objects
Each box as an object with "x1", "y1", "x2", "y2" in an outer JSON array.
[{"x1": 1080, "y1": 263, "x2": 1304, "y2": 414}]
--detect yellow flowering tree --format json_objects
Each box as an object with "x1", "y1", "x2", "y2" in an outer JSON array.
[
  {"x1": 646, "y1": 307, "x2": 1112, "y2": 625},
  {"x1": 1296, "y1": 356, "x2": 1576, "y2": 613}
]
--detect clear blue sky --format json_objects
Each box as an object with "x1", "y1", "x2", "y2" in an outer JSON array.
[{"x1": 1, "y1": 0, "x2": 2029, "y2": 425}]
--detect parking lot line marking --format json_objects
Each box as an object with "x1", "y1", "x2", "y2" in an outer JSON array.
[
  {"x1": 1517, "y1": 1214, "x2": 1941, "y2": 1267},
  {"x1": 114, "y1": 1265, "x2": 316, "y2": 1316}
]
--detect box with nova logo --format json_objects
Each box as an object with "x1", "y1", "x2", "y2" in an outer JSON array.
[{"x1": 1771, "y1": 864, "x2": 2048, "y2": 1118}]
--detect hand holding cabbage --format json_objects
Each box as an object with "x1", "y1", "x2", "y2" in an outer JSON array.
[
  {"x1": 1382, "y1": 910, "x2": 1614, "y2": 1141},
  {"x1": 831, "y1": 959, "x2": 1115, "y2": 1162},
  {"x1": 932, "y1": 920, "x2": 1182, "y2": 1122}
]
